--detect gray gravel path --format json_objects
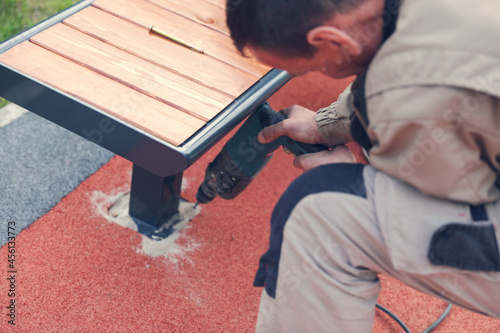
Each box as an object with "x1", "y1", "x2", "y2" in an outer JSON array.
[{"x1": 0, "y1": 104, "x2": 114, "y2": 246}]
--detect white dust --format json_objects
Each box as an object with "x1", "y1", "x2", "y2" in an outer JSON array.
[{"x1": 90, "y1": 190, "x2": 200, "y2": 263}]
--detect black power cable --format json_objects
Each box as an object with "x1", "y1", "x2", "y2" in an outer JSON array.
[
  {"x1": 422, "y1": 304, "x2": 453, "y2": 333},
  {"x1": 376, "y1": 303, "x2": 411, "y2": 332},
  {"x1": 376, "y1": 303, "x2": 453, "y2": 333}
]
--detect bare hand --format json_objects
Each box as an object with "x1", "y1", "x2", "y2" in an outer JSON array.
[
  {"x1": 257, "y1": 105, "x2": 326, "y2": 145},
  {"x1": 293, "y1": 145, "x2": 356, "y2": 171}
]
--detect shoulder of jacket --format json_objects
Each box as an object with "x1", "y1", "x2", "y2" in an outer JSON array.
[{"x1": 366, "y1": 0, "x2": 500, "y2": 98}]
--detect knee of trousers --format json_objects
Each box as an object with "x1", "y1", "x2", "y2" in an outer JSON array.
[{"x1": 254, "y1": 163, "x2": 371, "y2": 298}]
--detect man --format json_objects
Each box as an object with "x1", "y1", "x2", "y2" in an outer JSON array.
[{"x1": 226, "y1": 0, "x2": 500, "y2": 332}]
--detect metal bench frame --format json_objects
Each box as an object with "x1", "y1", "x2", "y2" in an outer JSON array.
[{"x1": 0, "y1": 0, "x2": 290, "y2": 237}]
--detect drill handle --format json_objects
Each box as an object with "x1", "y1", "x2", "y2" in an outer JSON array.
[
  {"x1": 282, "y1": 138, "x2": 329, "y2": 156},
  {"x1": 259, "y1": 103, "x2": 329, "y2": 155}
]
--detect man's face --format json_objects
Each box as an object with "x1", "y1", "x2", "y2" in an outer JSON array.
[
  {"x1": 242, "y1": 0, "x2": 386, "y2": 78},
  {"x1": 249, "y1": 46, "x2": 365, "y2": 79},
  {"x1": 249, "y1": 47, "x2": 320, "y2": 76}
]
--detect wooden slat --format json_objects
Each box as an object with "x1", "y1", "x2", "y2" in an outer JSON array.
[
  {"x1": 31, "y1": 23, "x2": 232, "y2": 122},
  {"x1": 64, "y1": 6, "x2": 257, "y2": 98},
  {"x1": 204, "y1": 0, "x2": 225, "y2": 9},
  {"x1": 91, "y1": 0, "x2": 269, "y2": 77},
  {"x1": 146, "y1": 0, "x2": 229, "y2": 36},
  {"x1": 0, "y1": 41, "x2": 206, "y2": 146}
]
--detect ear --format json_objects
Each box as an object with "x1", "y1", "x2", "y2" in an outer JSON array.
[{"x1": 307, "y1": 26, "x2": 362, "y2": 56}]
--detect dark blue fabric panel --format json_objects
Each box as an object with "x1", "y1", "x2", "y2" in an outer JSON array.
[
  {"x1": 254, "y1": 163, "x2": 367, "y2": 298},
  {"x1": 470, "y1": 204, "x2": 488, "y2": 222},
  {"x1": 428, "y1": 223, "x2": 500, "y2": 271}
]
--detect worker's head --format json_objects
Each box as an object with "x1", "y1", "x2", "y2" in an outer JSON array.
[{"x1": 226, "y1": 0, "x2": 387, "y2": 78}]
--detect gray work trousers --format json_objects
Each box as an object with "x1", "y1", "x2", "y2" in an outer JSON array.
[{"x1": 254, "y1": 164, "x2": 500, "y2": 332}]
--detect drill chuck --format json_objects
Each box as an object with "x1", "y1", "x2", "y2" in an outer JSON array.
[{"x1": 196, "y1": 148, "x2": 254, "y2": 204}]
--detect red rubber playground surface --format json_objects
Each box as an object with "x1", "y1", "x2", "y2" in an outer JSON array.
[{"x1": 1, "y1": 73, "x2": 499, "y2": 332}]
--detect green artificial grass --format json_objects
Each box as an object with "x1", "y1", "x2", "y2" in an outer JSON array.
[{"x1": 0, "y1": 0, "x2": 79, "y2": 107}]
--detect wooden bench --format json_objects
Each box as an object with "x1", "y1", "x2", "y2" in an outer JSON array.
[{"x1": 0, "y1": 0, "x2": 290, "y2": 236}]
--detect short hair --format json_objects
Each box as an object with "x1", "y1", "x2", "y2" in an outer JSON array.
[{"x1": 226, "y1": 0, "x2": 368, "y2": 58}]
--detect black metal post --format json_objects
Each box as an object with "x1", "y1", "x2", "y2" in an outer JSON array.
[{"x1": 129, "y1": 164, "x2": 183, "y2": 230}]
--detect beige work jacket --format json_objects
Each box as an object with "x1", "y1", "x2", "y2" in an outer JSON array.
[{"x1": 315, "y1": 0, "x2": 500, "y2": 204}]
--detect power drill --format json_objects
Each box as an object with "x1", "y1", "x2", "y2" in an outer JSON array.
[{"x1": 195, "y1": 102, "x2": 328, "y2": 204}]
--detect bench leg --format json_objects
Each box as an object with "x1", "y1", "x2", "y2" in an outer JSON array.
[{"x1": 129, "y1": 164, "x2": 183, "y2": 230}]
